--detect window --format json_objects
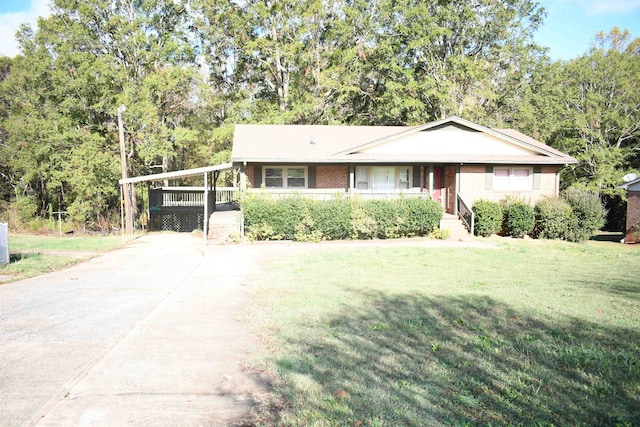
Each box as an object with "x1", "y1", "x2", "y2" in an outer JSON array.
[
  {"x1": 263, "y1": 167, "x2": 307, "y2": 188},
  {"x1": 494, "y1": 167, "x2": 532, "y2": 190},
  {"x1": 356, "y1": 168, "x2": 369, "y2": 190},
  {"x1": 355, "y1": 166, "x2": 412, "y2": 191}
]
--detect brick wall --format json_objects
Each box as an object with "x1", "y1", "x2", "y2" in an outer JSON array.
[
  {"x1": 626, "y1": 190, "x2": 640, "y2": 243},
  {"x1": 245, "y1": 166, "x2": 254, "y2": 188},
  {"x1": 459, "y1": 165, "x2": 560, "y2": 207},
  {"x1": 316, "y1": 165, "x2": 349, "y2": 189}
]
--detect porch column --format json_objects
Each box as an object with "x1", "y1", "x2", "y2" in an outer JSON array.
[
  {"x1": 349, "y1": 165, "x2": 355, "y2": 190},
  {"x1": 239, "y1": 164, "x2": 247, "y2": 191},
  {"x1": 428, "y1": 165, "x2": 434, "y2": 196}
]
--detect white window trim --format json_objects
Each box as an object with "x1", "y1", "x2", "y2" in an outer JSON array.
[
  {"x1": 263, "y1": 166, "x2": 308, "y2": 189},
  {"x1": 355, "y1": 166, "x2": 413, "y2": 192},
  {"x1": 493, "y1": 166, "x2": 533, "y2": 191}
]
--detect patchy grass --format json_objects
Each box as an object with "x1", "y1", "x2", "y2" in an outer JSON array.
[
  {"x1": 1, "y1": 252, "x2": 80, "y2": 280},
  {"x1": 8, "y1": 234, "x2": 125, "y2": 252},
  {"x1": 1, "y1": 234, "x2": 126, "y2": 283},
  {"x1": 250, "y1": 239, "x2": 640, "y2": 426}
]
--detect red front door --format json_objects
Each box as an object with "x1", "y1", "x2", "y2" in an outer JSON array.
[{"x1": 432, "y1": 167, "x2": 444, "y2": 202}]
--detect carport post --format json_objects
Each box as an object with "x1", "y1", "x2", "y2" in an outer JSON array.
[{"x1": 203, "y1": 171, "x2": 208, "y2": 246}]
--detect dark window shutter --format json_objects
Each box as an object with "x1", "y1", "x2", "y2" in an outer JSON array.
[
  {"x1": 485, "y1": 166, "x2": 493, "y2": 190},
  {"x1": 308, "y1": 165, "x2": 316, "y2": 188},
  {"x1": 253, "y1": 165, "x2": 262, "y2": 188},
  {"x1": 412, "y1": 166, "x2": 421, "y2": 188},
  {"x1": 533, "y1": 167, "x2": 541, "y2": 190}
]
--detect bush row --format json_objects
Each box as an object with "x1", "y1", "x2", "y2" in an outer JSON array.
[
  {"x1": 242, "y1": 194, "x2": 443, "y2": 241},
  {"x1": 471, "y1": 189, "x2": 607, "y2": 242}
]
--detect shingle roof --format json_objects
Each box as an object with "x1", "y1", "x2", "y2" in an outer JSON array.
[{"x1": 231, "y1": 117, "x2": 577, "y2": 165}]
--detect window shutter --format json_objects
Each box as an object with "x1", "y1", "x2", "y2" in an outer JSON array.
[
  {"x1": 412, "y1": 166, "x2": 421, "y2": 188},
  {"x1": 308, "y1": 165, "x2": 316, "y2": 188},
  {"x1": 533, "y1": 167, "x2": 541, "y2": 190},
  {"x1": 253, "y1": 165, "x2": 262, "y2": 188},
  {"x1": 485, "y1": 166, "x2": 493, "y2": 190}
]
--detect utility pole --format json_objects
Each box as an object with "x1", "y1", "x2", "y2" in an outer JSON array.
[{"x1": 118, "y1": 105, "x2": 133, "y2": 235}]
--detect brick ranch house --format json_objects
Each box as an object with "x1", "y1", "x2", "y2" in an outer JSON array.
[
  {"x1": 620, "y1": 177, "x2": 640, "y2": 243},
  {"x1": 231, "y1": 116, "x2": 577, "y2": 217}
]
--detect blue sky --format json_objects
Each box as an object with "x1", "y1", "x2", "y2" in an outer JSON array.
[{"x1": 0, "y1": 0, "x2": 639, "y2": 59}]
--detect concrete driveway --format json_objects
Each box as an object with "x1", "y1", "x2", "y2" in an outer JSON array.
[{"x1": 0, "y1": 234, "x2": 268, "y2": 426}]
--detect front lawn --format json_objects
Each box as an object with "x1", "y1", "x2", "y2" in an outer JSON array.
[
  {"x1": 1, "y1": 234, "x2": 127, "y2": 283},
  {"x1": 250, "y1": 239, "x2": 640, "y2": 426}
]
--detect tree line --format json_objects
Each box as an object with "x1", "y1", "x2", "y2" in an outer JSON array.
[{"x1": 0, "y1": 0, "x2": 638, "y2": 230}]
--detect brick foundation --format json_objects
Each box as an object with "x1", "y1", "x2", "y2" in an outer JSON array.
[{"x1": 626, "y1": 190, "x2": 640, "y2": 243}]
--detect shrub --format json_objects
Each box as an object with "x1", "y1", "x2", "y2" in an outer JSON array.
[
  {"x1": 349, "y1": 204, "x2": 377, "y2": 240},
  {"x1": 502, "y1": 198, "x2": 535, "y2": 238},
  {"x1": 246, "y1": 223, "x2": 282, "y2": 241},
  {"x1": 293, "y1": 208, "x2": 324, "y2": 242},
  {"x1": 563, "y1": 187, "x2": 607, "y2": 242},
  {"x1": 534, "y1": 197, "x2": 574, "y2": 240},
  {"x1": 242, "y1": 194, "x2": 443, "y2": 241},
  {"x1": 399, "y1": 197, "x2": 443, "y2": 236},
  {"x1": 310, "y1": 197, "x2": 351, "y2": 240},
  {"x1": 472, "y1": 200, "x2": 502, "y2": 237},
  {"x1": 363, "y1": 200, "x2": 402, "y2": 239}
]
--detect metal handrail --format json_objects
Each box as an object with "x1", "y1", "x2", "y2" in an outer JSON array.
[{"x1": 457, "y1": 194, "x2": 475, "y2": 236}]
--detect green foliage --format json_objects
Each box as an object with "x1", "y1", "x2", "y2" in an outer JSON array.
[
  {"x1": 309, "y1": 197, "x2": 351, "y2": 240},
  {"x1": 430, "y1": 228, "x2": 450, "y2": 240},
  {"x1": 563, "y1": 187, "x2": 607, "y2": 242},
  {"x1": 501, "y1": 198, "x2": 535, "y2": 238},
  {"x1": 399, "y1": 197, "x2": 444, "y2": 237},
  {"x1": 349, "y1": 203, "x2": 378, "y2": 240},
  {"x1": 242, "y1": 195, "x2": 443, "y2": 241},
  {"x1": 534, "y1": 197, "x2": 574, "y2": 240},
  {"x1": 245, "y1": 223, "x2": 283, "y2": 242},
  {"x1": 472, "y1": 200, "x2": 503, "y2": 237},
  {"x1": 516, "y1": 28, "x2": 640, "y2": 199}
]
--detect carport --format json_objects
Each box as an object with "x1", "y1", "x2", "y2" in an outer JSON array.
[{"x1": 118, "y1": 163, "x2": 234, "y2": 244}]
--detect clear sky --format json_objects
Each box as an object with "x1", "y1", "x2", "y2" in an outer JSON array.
[{"x1": 0, "y1": 0, "x2": 639, "y2": 59}]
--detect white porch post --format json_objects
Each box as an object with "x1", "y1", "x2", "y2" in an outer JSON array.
[{"x1": 428, "y1": 165, "x2": 434, "y2": 196}]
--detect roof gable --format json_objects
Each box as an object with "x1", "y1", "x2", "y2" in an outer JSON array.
[
  {"x1": 354, "y1": 123, "x2": 539, "y2": 157},
  {"x1": 338, "y1": 116, "x2": 562, "y2": 158}
]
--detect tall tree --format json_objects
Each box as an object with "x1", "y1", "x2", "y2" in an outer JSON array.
[{"x1": 517, "y1": 28, "x2": 640, "y2": 197}]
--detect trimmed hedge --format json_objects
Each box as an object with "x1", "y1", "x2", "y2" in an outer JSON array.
[
  {"x1": 502, "y1": 199, "x2": 535, "y2": 238},
  {"x1": 534, "y1": 196, "x2": 574, "y2": 240},
  {"x1": 242, "y1": 194, "x2": 443, "y2": 241},
  {"x1": 472, "y1": 200, "x2": 502, "y2": 237}
]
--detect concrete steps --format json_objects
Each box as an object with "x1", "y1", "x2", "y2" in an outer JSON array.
[
  {"x1": 208, "y1": 210, "x2": 242, "y2": 243},
  {"x1": 440, "y1": 213, "x2": 472, "y2": 240}
]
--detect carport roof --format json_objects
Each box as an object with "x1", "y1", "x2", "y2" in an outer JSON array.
[{"x1": 119, "y1": 162, "x2": 234, "y2": 185}]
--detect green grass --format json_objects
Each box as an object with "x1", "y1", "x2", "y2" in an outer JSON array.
[
  {"x1": 8, "y1": 234, "x2": 125, "y2": 252},
  {"x1": 249, "y1": 239, "x2": 640, "y2": 426},
  {"x1": 1, "y1": 252, "x2": 80, "y2": 279},
  {"x1": 1, "y1": 234, "x2": 126, "y2": 282}
]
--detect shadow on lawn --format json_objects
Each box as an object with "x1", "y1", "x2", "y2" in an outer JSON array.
[{"x1": 271, "y1": 293, "x2": 640, "y2": 426}]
